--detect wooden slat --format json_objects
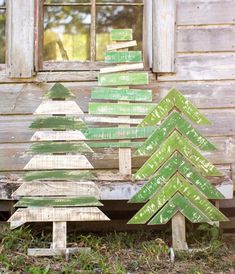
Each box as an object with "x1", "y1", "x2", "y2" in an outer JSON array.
[
  {"x1": 177, "y1": 26, "x2": 235, "y2": 52},
  {"x1": 105, "y1": 51, "x2": 142, "y2": 64},
  {"x1": 31, "y1": 131, "x2": 86, "y2": 141},
  {"x1": 98, "y1": 72, "x2": 149, "y2": 86},
  {"x1": 89, "y1": 102, "x2": 154, "y2": 116},
  {"x1": 82, "y1": 126, "x2": 155, "y2": 140},
  {"x1": 7, "y1": 0, "x2": 35, "y2": 78},
  {"x1": 158, "y1": 53, "x2": 235, "y2": 81},
  {"x1": 152, "y1": 0, "x2": 176, "y2": 73},
  {"x1": 172, "y1": 213, "x2": 188, "y2": 250},
  {"x1": 91, "y1": 87, "x2": 152, "y2": 102},
  {"x1": 13, "y1": 181, "x2": 100, "y2": 198},
  {"x1": 85, "y1": 116, "x2": 142, "y2": 125},
  {"x1": 27, "y1": 142, "x2": 93, "y2": 154},
  {"x1": 53, "y1": 222, "x2": 66, "y2": 249},
  {"x1": 44, "y1": 83, "x2": 75, "y2": 99},
  {"x1": 100, "y1": 63, "x2": 144, "y2": 74},
  {"x1": 30, "y1": 117, "x2": 87, "y2": 130},
  {"x1": 34, "y1": 101, "x2": 84, "y2": 115},
  {"x1": 9, "y1": 207, "x2": 110, "y2": 223},
  {"x1": 28, "y1": 247, "x2": 90, "y2": 257},
  {"x1": 177, "y1": 0, "x2": 235, "y2": 25},
  {"x1": 107, "y1": 40, "x2": 137, "y2": 51},
  {"x1": 89, "y1": 141, "x2": 142, "y2": 149},
  {"x1": 111, "y1": 29, "x2": 133, "y2": 41},
  {"x1": 15, "y1": 197, "x2": 103, "y2": 207},
  {"x1": 24, "y1": 155, "x2": 94, "y2": 170}
]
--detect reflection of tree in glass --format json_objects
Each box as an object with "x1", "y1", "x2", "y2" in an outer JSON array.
[
  {"x1": 96, "y1": 6, "x2": 143, "y2": 60},
  {"x1": 44, "y1": 6, "x2": 91, "y2": 61},
  {"x1": 0, "y1": 11, "x2": 5, "y2": 63}
]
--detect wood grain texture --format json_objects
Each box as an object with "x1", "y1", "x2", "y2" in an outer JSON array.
[
  {"x1": 7, "y1": 0, "x2": 35, "y2": 78},
  {"x1": 34, "y1": 101, "x2": 84, "y2": 115},
  {"x1": 27, "y1": 247, "x2": 90, "y2": 257},
  {"x1": 152, "y1": 0, "x2": 176, "y2": 72},
  {"x1": 9, "y1": 207, "x2": 110, "y2": 223},
  {"x1": 91, "y1": 87, "x2": 152, "y2": 102},
  {"x1": 107, "y1": 40, "x2": 137, "y2": 51},
  {"x1": 24, "y1": 155, "x2": 94, "y2": 170},
  {"x1": 13, "y1": 181, "x2": 100, "y2": 198},
  {"x1": 111, "y1": 29, "x2": 133, "y2": 41},
  {"x1": 158, "y1": 54, "x2": 235, "y2": 81},
  {"x1": 31, "y1": 131, "x2": 86, "y2": 141},
  {"x1": 171, "y1": 213, "x2": 188, "y2": 250},
  {"x1": 53, "y1": 222, "x2": 66, "y2": 249},
  {"x1": 105, "y1": 51, "x2": 142, "y2": 64},
  {"x1": 89, "y1": 103, "x2": 154, "y2": 116},
  {"x1": 177, "y1": 0, "x2": 235, "y2": 25},
  {"x1": 100, "y1": 63, "x2": 144, "y2": 74}
]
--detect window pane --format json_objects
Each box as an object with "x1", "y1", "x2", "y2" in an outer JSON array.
[
  {"x1": 97, "y1": 0, "x2": 143, "y2": 3},
  {"x1": 45, "y1": 1, "x2": 91, "y2": 3},
  {"x1": 96, "y1": 5, "x2": 143, "y2": 61},
  {"x1": 0, "y1": 10, "x2": 5, "y2": 63},
  {"x1": 44, "y1": 6, "x2": 91, "y2": 61},
  {"x1": 0, "y1": 0, "x2": 5, "y2": 7}
]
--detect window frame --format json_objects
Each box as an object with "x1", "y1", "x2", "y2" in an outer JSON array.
[{"x1": 35, "y1": 0, "x2": 150, "y2": 71}]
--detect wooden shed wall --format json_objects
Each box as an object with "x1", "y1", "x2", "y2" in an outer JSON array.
[{"x1": 0, "y1": 0, "x2": 234, "y2": 227}]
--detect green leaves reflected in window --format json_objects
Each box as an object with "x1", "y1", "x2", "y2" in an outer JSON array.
[{"x1": 0, "y1": 0, "x2": 6, "y2": 63}]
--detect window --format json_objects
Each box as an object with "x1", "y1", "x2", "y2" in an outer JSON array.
[
  {"x1": 0, "y1": 0, "x2": 5, "y2": 64},
  {"x1": 41, "y1": 0, "x2": 144, "y2": 69}
]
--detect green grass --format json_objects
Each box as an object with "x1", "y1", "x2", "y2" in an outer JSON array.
[{"x1": 0, "y1": 223, "x2": 234, "y2": 274}]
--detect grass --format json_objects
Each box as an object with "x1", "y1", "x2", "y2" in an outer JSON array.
[{"x1": 0, "y1": 223, "x2": 234, "y2": 274}]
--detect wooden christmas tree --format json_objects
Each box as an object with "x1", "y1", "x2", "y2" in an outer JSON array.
[
  {"x1": 9, "y1": 83, "x2": 109, "y2": 256},
  {"x1": 128, "y1": 88, "x2": 229, "y2": 250}
]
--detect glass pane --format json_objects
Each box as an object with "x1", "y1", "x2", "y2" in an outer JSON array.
[
  {"x1": 0, "y1": 0, "x2": 5, "y2": 7},
  {"x1": 96, "y1": 5, "x2": 143, "y2": 61},
  {"x1": 0, "y1": 10, "x2": 5, "y2": 63},
  {"x1": 44, "y1": 6, "x2": 91, "y2": 61},
  {"x1": 97, "y1": 0, "x2": 143, "y2": 3}
]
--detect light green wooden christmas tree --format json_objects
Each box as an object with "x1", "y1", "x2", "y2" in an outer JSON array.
[{"x1": 128, "y1": 88, "x2": 229, "y2": 250}]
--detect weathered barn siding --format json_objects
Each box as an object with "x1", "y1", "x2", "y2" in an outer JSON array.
[{"x1": 0, "y1": 0, "x2": 234, "y2": 226}]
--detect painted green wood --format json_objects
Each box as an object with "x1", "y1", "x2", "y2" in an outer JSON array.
[
  {"x1": 139, "y1": 88, "x2": 211, "y2": 127},
  {"x1": 133, "y1": 131, "x2": 222, "y2": 180},
  {"x1": 136, "y1": 112, "x2": 216, "y2": 156},
  {"x1": 98, "y1": 72, "x2": 149, "y2": 86},
  {"x1": 130, "y1": 152, "x2": 224, "y2": 203},
  {"x1": 111, "y1": 29, "x2": 133, "y2": 41},
  {"x1": 105, "y1": 51, "x2": 142, "y2": 63},
  {"x1": 82, "y1": 126, "x2": 155, "y2": 140},
  {"x1": 91, "y1": 87, "x2": 152, "y2": 102},
  {"x1": 27, "y1": 142, "x2": 93, "y2": 154},
  {"x1": 15, "y1": 197, "x2": 102, "y2": 207},
  {"x1": 128, "y1": 174, "x2": 228, "y2": 224},
  {"x1": 30, "y1": 117, "x2": 87, "y2": 130},
  {"x1": 23, "y1": 170, "x2": 96, "y2": 181},
  {"x1": 89, "y1": 103, "x2": 154, "y2": 116},
  {"x1": 148, "y1": 193, "x2": 211, "y2": 225},
  {"x1": 89, "y1": 141, "x2": 143, "y2": 148},
  {"x1": 44, "y1": 83, "x2": 75, "y2": 99}
]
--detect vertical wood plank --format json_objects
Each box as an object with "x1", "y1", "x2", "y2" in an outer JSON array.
[
  {"x1": 52, "y1": 221, "x2": 67, "y2": 249},
  {"x1": 90, "y1": 0, "x2": 96, "y2": 61},
  {"x1": 152, "y1": 0, "x2": 176, "y2": 73},
  {"x1": 172, "y1": 212, "x2": 188, "y2": 250},
  {"x1": 7, "y1": 0, "x2": 35, "y2": 78}
]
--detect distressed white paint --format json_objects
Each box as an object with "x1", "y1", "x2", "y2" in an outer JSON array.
[
  {"x1": 31, "y1": 131, "x2": 87, "y2": 141},
  {"x1": 34, "y1": 101, "x2": 84, "y2": 115},
  {"x1": 107, "y1": 41, "x2": 137, "y2": 51},
  {"x1": 100, "y1": 63, "x2": 144, "y2": 74}
]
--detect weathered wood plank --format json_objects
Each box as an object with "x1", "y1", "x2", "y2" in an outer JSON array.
[
  {"x1": 91, "y1": 87, "x2": 152, "y2": 102},
  {"x1": 107, "y1": 40, "x2": 137, "y2": 51},
  {"x1": 13, "y1": 181, "x2": 100, "y2": 198},
  {"x1": 9, "y1": 207, "x2": 110, "y2": 223},
  {"x1": 98, "y1": 72, "x2": 149, "y2": 86},
  {"x1": 7, "y1": 0, "x2": 35, "y2": 78},
  {"x1": 30, "y1": 117, "x2": 87, "y2": 130},
  {"x1": 171, "y1": 212, "x2": 188, "y2": 250},
  {"x1": 177, "y1": 0, "x2": 235, "y2": 25},
  {"x1": 27, "y1": 142, "x2": 93, "y2": 154},
  {"x1": 28, "y1": 247, "x2": 90, "y2": 257},
  {"x1": 82, "y1": 126, "x2": 155, "y2": 140},
  {"x1": 15, "y1": 197, "x2": 103, "y2": 207},
  {"x1": 152, "y1": 0, "x2": 176, "y2": 72},
  {"x1": 89, "y1": 103, "x2": 154, "y2": 116},
  {"x1": 31, "y1": 131, "x2": 86, "y2": 141},
  {"x1": 88, "y1": 141, "x2": 142, "y2": 149},
  {"x1": 111, "y1": 29, "x2": 133, "y2": 41},
  {"x1": 52, "y1": 222, "x2": 66, "y2": 249},
  {"x1": 158, "y1": 54, "x2": 235, "y2": 81},
  {"x1": 105, "y1": 51, "x2": 142, "y2": 64},
  {"x1": 34, "y1": 101, "x2": 83, "y2": 115},
  {"x1": 100, "y1": 63, "x2": 143, "y2": 74},
  {"x1": 177, "y1": 26, "x2": 235, "y2": 52},
  {"x1": 24, "y1": 155, "x2": 93, "y2": 170},
  {"x1": 23, "y1": 170, "x2": 96, "y2": 182},
  {"x1": 44, "y1": 83, "x2": 75, "y2": 99}
]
